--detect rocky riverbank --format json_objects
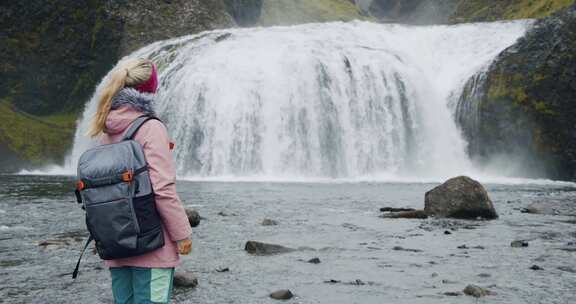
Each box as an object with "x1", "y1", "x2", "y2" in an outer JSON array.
[{"x1": 2, "y1": 175, "x2": 575, "y2": 303}]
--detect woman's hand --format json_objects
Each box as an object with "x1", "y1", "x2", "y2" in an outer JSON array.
[{"x1": 177, "y1": 238, "x2": 192, "y2": 255}]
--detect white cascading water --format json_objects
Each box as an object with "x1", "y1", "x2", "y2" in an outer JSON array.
[{"x1": 68, "y1": 21, "x2": 531, "y2": 181}]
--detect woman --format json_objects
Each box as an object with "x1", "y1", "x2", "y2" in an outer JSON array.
[{"x1": 88, "y1": 58, "x2": 192, "y2": 304}]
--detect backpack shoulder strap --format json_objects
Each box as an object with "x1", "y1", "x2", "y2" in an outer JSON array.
[{"x1": 122, "y1": 115, "x2": 162, "y2": 141}]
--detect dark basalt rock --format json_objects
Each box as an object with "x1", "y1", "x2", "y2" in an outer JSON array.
[
  {"x1": 173, "y1": 272, "x2": 198, "y2": 288},
  {"x1": 380, "y1": 210, "x2": 428, "y2": 219},
  {"x1": 379, "y1": 207, "x2": 417, "y2": 212},
  {"x1": 185, "y1": 208, "x2": 201, "y2": 227},
  {"x1": 530, "y1": 265, "x2": 544, "y2": 270},
  {"x1": 457, "y1": 5, "x2": 576, "y2": 181},
  {"x1": 424, "y1": 176, "x2": 498, "y2": 220},
  {"x1": 392, "y1": 246, "x2": 423, "y2": 253},
  {"x1": 244, "y1": 241, "x2": 294, "y2": 255},
  {"x1": 511, "y1": 240, "x2": 529, "y2": 248}
]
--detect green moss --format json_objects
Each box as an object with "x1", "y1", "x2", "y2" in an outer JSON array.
[
  {"x1": 452, "y1": 0, "x2": 575, "y2": 23},
  {"x1": 259, "y1": 0, "x2": 371, "y2": 26},
  {"x1": 0, "y1": 99, "x2": 75, "y2": 165}
]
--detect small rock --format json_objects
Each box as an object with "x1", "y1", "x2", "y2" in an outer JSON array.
[
  {"x1": 444, "y1": 230, "x2": 452, "y2": 235},
  {"x1": 347, "y1": 279, "x2": 366, "y2": 286},
  {"x1": 380, "y1": 210, "x2": 428, "y2": 219},
  {"x1": 530, "y1": 265, "x2": 543, "y2": 271},
  {"x1": 261, "y1": 218, "x2": 278, "y2": 226},
  {"x1": 392, "y1": 246, "x2": 423, "y2": 253},
  {"x1": 216, "y1": 267, "x2": 229, "y2": 273},
  {"x1": 463, "y1": 284, "x2": 491, "y2": 298},
  {"x1": 185, "y1": 208, "x2": 201, "y2": 227},
  {"x1": 511, "y1": 240, "x2": 529, "y2": 248},
  {"x1": 324, "y1": 279, "x2": 341, "y2": 284},
  {"x1": 444, "y1": 291, "x2": 462, "y2": 296},
  {"x1": 380, "y1": 207, "x2": 416, "y2": 212},
  {"x1": 173, "y1": 272, "x2": 198, "y2": 288},
  {"x1": 431, "y1": 272, "x2": 439, "y2": 278},
  {"x1": 307, "y1": 257, "x2": 321, "y2": 264},
  {"x1": 270, "y1": 289, "x2": 293, "y2": 300},
  {"x1": 457, "y1": 245, "x2": 468, "y2": 249},
  {"x1": 245, "y1": 241, "x2": 294, "y2": 255}
]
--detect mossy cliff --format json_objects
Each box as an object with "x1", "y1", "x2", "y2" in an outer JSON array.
[
  {"x1": 463, "y1": 5, "x2": 576, "y2": 180},
  {"x1": 224, "y1": 0, "x2": 369, "y2": 27},
  {"x1": 259, "y1": 0, "x2": 369, "y2": 26},
  {"x1": 0, "y1": 101, "x2": 75, "y2": 171},
  {"x1": 362, "y1": 0, "x2": 574, "y2": 24},
  {"x1": 0, "y1": 0, "x2": 233, "y2": 171},
  {"x1": 451, "y1": 0, "x2": 575, "y2": 22}
]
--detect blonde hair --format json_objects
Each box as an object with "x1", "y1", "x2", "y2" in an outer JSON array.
[{"x1": 88, "y1": 58, "x2": 154, "y2": 137}]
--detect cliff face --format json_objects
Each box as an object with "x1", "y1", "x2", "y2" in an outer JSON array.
[
  {"x1": 451, "y1": 0, "x2": 575, "y2": 23},
  {"x1": 460, "y1": 5, "x2": 576, "y2": 180},
  {"x1": 223, "y1": 0, "x2": 368, "y2": 27},
  {"x1": 361, "y1": 0, "x2": 574, "y2": 24},
  {"x1": 0, "y1": 0, "x2": 233, "y2": 171}
]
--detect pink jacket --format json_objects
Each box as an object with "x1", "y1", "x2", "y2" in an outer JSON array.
[{"x1": 100, "y1": 106, "x2": 192, "y2": 268}]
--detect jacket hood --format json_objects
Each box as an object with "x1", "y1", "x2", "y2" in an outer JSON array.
[{"x1": 105, "y1": 88, "x2": 156, "y2": 135}]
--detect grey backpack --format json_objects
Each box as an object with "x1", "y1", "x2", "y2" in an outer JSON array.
[{"x1": 72, "y1": 115, "x2": 164, "y2": 278}]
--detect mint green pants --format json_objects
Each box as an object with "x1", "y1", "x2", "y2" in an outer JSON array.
[{"x1": 110, "y1": 267, "x2": 175, "y2": 304}]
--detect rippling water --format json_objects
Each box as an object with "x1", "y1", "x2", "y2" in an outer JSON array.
[{"x1": 1, "y1": 175, "x2": 575, "y2": 303}]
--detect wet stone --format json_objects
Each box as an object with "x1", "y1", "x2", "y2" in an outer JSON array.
[
  {"x1": 185, "y1": 208, "x2": 201, "y2": 227},
  {"x1": 463, "y1": 284, "x2": 491, "y2": 298},
  {"x1": 173, "y1": 272, "x2": 198, "y2": 288},
  {"x1": 392, "y1": 246, "x2": 423, "y2": 253},
  {"x1": 380, "y1": 207, "x2": 416, "y2": 212},
  {"x1": 307, "y1": 257, "x2": 321, "y2": 264},
  {"x1": 270, "y1": 289, "x2": 293, "y2": 300},
  {"x1": 511, "y1": 240, "x2": 529, "y2": 248},
  {"x1": 261, "y1": 218, "x2": 278, "y2": 226},
  {"x1": 530, "y1": 265, "x2": 544, "y2": 271},
  {"x1": 245, "y1": 241, "x2": 294, "y2": 255},
  {"x1": 444, "y1": 291, "x2": 462, "y2": 296},
  {"x1": 380, "y1": 210, "x2": 428, "y2": 219}
]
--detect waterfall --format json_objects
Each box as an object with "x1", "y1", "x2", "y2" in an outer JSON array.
[{"x1": 69, "y1": 20, "x2": 531, "y2": 181}]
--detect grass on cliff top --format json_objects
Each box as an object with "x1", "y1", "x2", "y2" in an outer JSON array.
[
  {"x1": 452, "y1": 0, "x2": 574, "y2": 22},
  {"x1": 259, "y1": 0, "x2": 371, "y2": 26},
  {"x1": 0, "y1": 100, "x2": 76, "y2": 164}
]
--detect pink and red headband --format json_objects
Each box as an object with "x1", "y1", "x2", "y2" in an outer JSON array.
[{"x1": 135, "y1": 62, "x2": 158, "y2": 94}]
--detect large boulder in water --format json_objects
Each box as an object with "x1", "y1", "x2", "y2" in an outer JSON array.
[{"x1": 424, "y1": 176, "x2": 498, "y2": 220}]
